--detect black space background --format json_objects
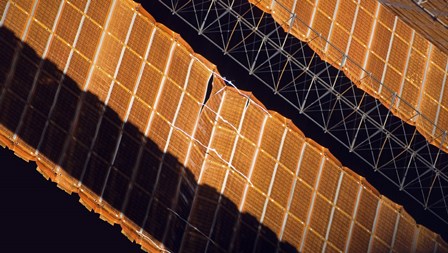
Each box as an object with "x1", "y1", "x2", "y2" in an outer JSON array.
[
  {"x1": 0, "y1": 148, "x2": 144, "y2": 252},
  {"x1": 1, "y1": 0, "x2": 447, "y2": 252}
]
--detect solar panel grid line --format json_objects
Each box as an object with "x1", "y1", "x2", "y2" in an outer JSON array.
[
  {"x1": 143, "y1": 40, "x2": 176, "y2": 130},
  {"x1": 343, "y1": 6, "x2": 372, "y2": 80},
  {"x1": 393, "y1": 210, "x2": 415, "y2": 252},
  {"x1": 57, "y1": 3, "x2": 90, "y2": 63},
  {"x1": 238, "y1": 114, "x2": 268, "y2": 211},
  {"x1": 12, "y1": 0, "x2": 65, "y2": 143},
  {"x1": 130, "y1": 15, "x2": 213, "y2": 249},
  {"x1": 322, "y1": 0, "x2": 340, "y2": 54},
  {"x1": 198, "y1": 92, "x2": 227, "y2": 183},
  {"x1": 367, "y1": 195, "x2": 382, "y2": 253},
  {"x1": 305, "y1": 0, "x2": 318, "y2": 39},
  {"x1": 344, "y1": 182, "x2": 362, "y2": 252},
  {"x1": 248, "y1": 149, "x2": 277, "y2": 195},
  {"x1": 2, "y1": 2, "x2": 70, "y2": 155},
  {"x1": 298, "y1": 149, "x2": 325, "y2": 252},
  {"x1": 428, "y1": 230, "x2": 439, "y2": 252},
  {"x1": 228, "y1": 114, "x2": 268, "y2": 252},
  {"x1": 0, "y1": 0, "x2": 38, "y2": 108},
  {"x1": 360, "y1": 1, "x2": 380, "y2": 80},
  {"x1": 276, "y1": 141, "x2": 306, "y2": 249},
  {"x1": 381, "y1": 198, "x2": 402, "y2": 249},
  {"x1": 36, "y1": 0, "x2": 91, "y2": 170},
  {"x1": 327, "y1": 173, "x2": 355, "y2": 250},
  {"x1": 356, "y1": 194, "x2": 377, "y2": 230},
  {"x1": 55, "y1": 0, "x2": 115, "y2": 185},
  {"x1": 177, "y1": 91, "x2": 227, "y2": 252},
  {"x1": 117, "y1": 24, "x2": 156, "y2": 216},
  {"x1": 269, "y1": 0, "x2": 276, "y2": 10},
  {"x1": 32, "y1": 0, "x2": 61, "y2": 28},
  {"x1": 200, "y1": 177, "x2": 234, "y2": 242},
  {"x1": 432, "y1": 226, "x2": 442, "y2": 252},
  {"x1": 77, "y1": 0, "x2": 131, "y2": 193},
  {"x1": 252, "y1": 127, "x2": 288, "y2": 252},
  {"x1": 79, "y1": 0, "x2": 115, "y2": 93},
  {"x1": 1, "y1": 2, "x2": 28, "y2": 42},
  {"x1": 0, "y1": 1, "x2": 11, "y2": 26},
  {"x1": 310, "y1": 1, "x2": 336, "y2": 61},
  {"x1": 16, "y1": 5, "x2": 48, "y2": 55},
  {"x1": 432, "y1": 59, "x2": 448, "y2": 136},
  {"x1": 203, "y1": 93, "x2": 249, "y2": 252},
  {"x1": 182, "y1": 76, "x2": 212, "y2": 167},
  {"x1": 271, "y1": 135, "x2": 299, "y2": 204},
  {"x1": 411, "y1": 225, "x2": 421, "y2": 253},
  {"x1": 288, "y1": 0, "x2": 299, "y2": 26},
  {"x1": 227, "y1": 98, "x2": 250, "y2": 167},
  {"x1": 342, "y1": 0, "x2": 360, "y2": 68},
  {"x1": 10, "y1": 15, "x2": 63, "y2": 156},
  {"x1": 154, "y1": 59, "x2": 195, "y2": 244},
  {"x1": 416, "y1": 43, "x2": 433, "y2": 119},
  {"x1": 227, "y1": 131, "x2": 259, "y2": 179},
  {"x1": 53, "y1": 3, "x2": 82, "y2": 46},
  {"x1": 183, "y1": 110, "x2": 213, "y2": 176},
  {"x1": 415, "y1": 0, "x2": 447, "y2": 25},
  {"x1": 191, "y1": 91, "x2": 241, "y2": 248},
  {"x1": 98, "y1": 12, "x2": 142, "y2": 205},
  {"x1": 435, "y1": 235, "x2": 448, "y2": 253},
  {"x1": 160, "y1": 170, "x2": 190, "y2": 246},
  {"x1": 322, "y1": 169, "x2": 344, "y2": 252},
  {"x1": 160, "y1": 75, "x2": 213, "y2": 251},
  {"x1": 128, "y1": 27, "x2": 157, "y2": 140},
  {"x1": 20, "y1": 0, "x2": 38, "y2": 40},
  {"x1": 160, "y1": 58, "x2": 195, "y2": 162},
  {"x1": 389, "y1": 207, "x2": 402, "y2": 251},
  {"x1": 136, "y1": 41, "x2": 178, "y2": 232},
  {"x1": 395, "y1": 30, "x2": 415, "y2": 110},
  {"x1": 378, "y1": 15, "x2": 398, "y2": 95}
]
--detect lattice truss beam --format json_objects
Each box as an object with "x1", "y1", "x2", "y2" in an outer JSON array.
[{"x1": 157, "y1": 0, "x2": 448, "y2": 223}]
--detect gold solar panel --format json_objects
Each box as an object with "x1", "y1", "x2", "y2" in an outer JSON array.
[
  {"x1": 249, "y1": 0, "x2": 448, "y2": 151},
  {"x1": 0, "y1": 0, "x2": 446, "y2": 252}
]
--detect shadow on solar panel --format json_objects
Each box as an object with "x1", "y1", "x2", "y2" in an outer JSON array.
[{"x1": 0, "y1": 26, "x2": 299, "y2": 253}]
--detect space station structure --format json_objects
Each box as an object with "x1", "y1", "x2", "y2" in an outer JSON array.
[{"x1": 0, "y1": 0, "x2": 447, "y2": 252}]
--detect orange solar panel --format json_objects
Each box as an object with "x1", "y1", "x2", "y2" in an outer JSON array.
[
  {"x1": 0, "y1": 0, "x2": 446, "y2": 252},
  {"x1": 249, "y1": 0, "x2": 448, "y2": 152}
]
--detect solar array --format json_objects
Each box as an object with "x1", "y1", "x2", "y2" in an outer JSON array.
[
  {"x1": 0, "y1": 0, "x2": 447, "y2": 252},
  {"x1": 250, "y1": 0, "x2": 448, "y2": 153},
  {"x1": 157, "y1": 0, "x2": 448, "y2": 225}
]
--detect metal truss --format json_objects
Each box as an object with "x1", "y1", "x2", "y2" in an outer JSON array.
[{"x1": 155, "y1": 0, "x2": 448, "y2": 224}]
